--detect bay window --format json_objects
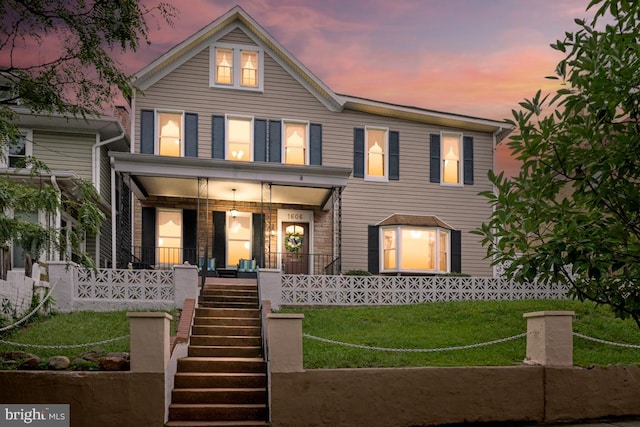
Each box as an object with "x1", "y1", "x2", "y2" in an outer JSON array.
[{"x1": 381, "y1": 226, "x2": 450, "y2": 273}]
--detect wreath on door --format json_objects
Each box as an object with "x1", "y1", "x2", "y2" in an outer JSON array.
[{"x1": 285, "y1": 232, "x2": 303, "y2": 253}]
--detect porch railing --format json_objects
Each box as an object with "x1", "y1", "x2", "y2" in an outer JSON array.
[
  {"x1": 264, "y1": 252, "x2": 338, "y2": 275},
  {"x1": 120, "y1": 247, "x2": 198, "y2": 270}
]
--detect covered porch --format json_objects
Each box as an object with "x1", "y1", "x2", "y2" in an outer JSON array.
[{"x1": 109, "y1": 152, "x2": 350, "y2": 275}]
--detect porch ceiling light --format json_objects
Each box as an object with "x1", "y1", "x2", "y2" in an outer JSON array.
[{"x1": 230, "y1": 188, "x2": 239, "y2": 218}]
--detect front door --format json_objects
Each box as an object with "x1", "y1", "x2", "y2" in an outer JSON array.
[{"x1": 282, "y1": 222, "x2": 309, "y2": 274}]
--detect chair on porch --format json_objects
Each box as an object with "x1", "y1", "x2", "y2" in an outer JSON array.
[
  {"x1": 198, "y1": 257, "x2": 217, "y2": 277},
  {"x1": 237, "y1": 258, "x2": 257, "y2": 278}
]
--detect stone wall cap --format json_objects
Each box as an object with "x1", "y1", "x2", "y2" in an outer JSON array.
[
  {"x1": 127, "y1": 311, "x2": 173, "y2": 320},
  {"x1": 267, "y1": 313, "x2": 304, "y2": 319},
  {"x1": 523, "y1": 311, "x2": 575, "y2": 318}
]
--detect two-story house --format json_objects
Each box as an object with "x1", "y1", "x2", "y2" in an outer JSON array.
[
  {"x1": 1, "y1": 106, "x2": 128, "y2": 278},
  {"x1": 110, "y1": 6, "x2": 510, "y2": 277}
]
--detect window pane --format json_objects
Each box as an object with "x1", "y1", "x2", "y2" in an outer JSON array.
[
  {"x1": 228, "y1": 214, "x2": 251, "y2": 266},
  {"x1": 157, "y1": 210, "x2": 182, "y2": 265},
  {"x1": 9, "y1": 135, "x2": 26, "y2": 167},
  {"x1": 216, "y1": 48, "x2": 233, "y2": 84},
  {"x1": 442, "y1": 133, "x2": 461, "y2": 184},
  {"x1": 439, "y1": 230, "x2": 449, "y2": 272},
  {"x1": 228, "y1": 118, "x2": 251, "y2": 161},
  {"x1": 400, "y1": 228, "x2": 435, "y2": 270},
  {"x1": 241, "y1": 51, "x2": 258, "y2": 87},
  {"x1": 158, "y1": 112, "x2": 182, "y2": 157},
  {"x1": 284, "y1": 122, "x2": 307, "y2": 165},
  {"x1": 383, "y1": 228, "x2": 396, "y2": 270},
  {"x1": 367, "y1": 128, "x2": 386, "y2": 177}
]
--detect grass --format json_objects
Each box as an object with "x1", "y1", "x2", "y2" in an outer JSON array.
[
  {"x1": 0, "y1": 310, "x2": 179, "y2": 362},
  {"x1": 280, "y1": 299, "x2": 640, "y2": 368}
]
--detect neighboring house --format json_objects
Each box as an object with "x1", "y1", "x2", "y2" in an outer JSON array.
[
  {"x1": 0, "y1": 106, "x2": 129, "y2": 278},
  {"x1": 111, "y1": 6, "x2": 510, "y2": 277}
]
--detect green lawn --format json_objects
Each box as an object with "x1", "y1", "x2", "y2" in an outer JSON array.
[
  {"x1": 0, "y1": 310, "x2": 178, "y2": 362},
  {"x1": 280, "y1": 299, "x2": 640, "y2": 368}
]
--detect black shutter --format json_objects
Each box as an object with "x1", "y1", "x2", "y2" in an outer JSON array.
[
  {"x1": 184, "y1": 113, "x2": 198, "y2": 158},
  {"x1": 430, "y1": 134, "x2": 441, "y2": 183},
  {"x1": 463, "y1": 136, "x2": 474, "y2": 185},
  {"x1": 211, "y1": 115, "x2": 225, "y2": 159},
  {"x1": 310, "y1": 123, "x2": 322, "y2": 165},
  {"x1": 254, "y1": 119, "x2": 267, "y2": 162},
  {"x1": 368, "y1": 225, "x2": 380, "y2": 274},
  {"x1": 252, "y1": 213, "x2": 265, "y2": 267},
  {"x1": 451, "y1": 230, "x2": 462, "y2": 273},
  {"x1": 183, "y1": 209, "x2": 197, "y2": 265},
  {"x1": 213, "y1": 211, "x2": 226, "y2": 268},
  {"x1": 389, "y1": 130, "x2": 399, "y2": 180},
  {"x1": 140, "y1": 110, "x2": 155, "y2": 154},
  {"x1": 141, "y1": 207, "x2": 156, "y2": 266},
  {"x1": 354, "y1": 128, "x2": 365, "y2": 178},
  {"x1": 269, "y1": 120, "x2": 282, "y2": 162}
]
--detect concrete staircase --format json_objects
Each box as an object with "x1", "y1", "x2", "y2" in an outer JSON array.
[{"x1": 166, "y1": 279, "x2": 269, "y2": 427}]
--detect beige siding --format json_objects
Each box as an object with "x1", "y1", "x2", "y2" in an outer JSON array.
[
  {"x1": 219, "y1": 28, "x2": 257, "y2": 45},
  {"x1": 134, "y1": 30, "x2": 496, "y2": 276},
  {"x1": 32, "y1": 131, "x2": 94, "y2": 181}
]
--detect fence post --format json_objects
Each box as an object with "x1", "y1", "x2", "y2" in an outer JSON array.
[
  {"x1": 47, "y1": 261, "x2": 77, "y2": 313},
  {"x1": 259, "y1": 268, "x2": 283, "y2": 310},
  {"x1": 523, "y1": 311, "x2": 575, "y2": 366},
  {"x1": 173, "y1": 264, "x2": 198, "y2": 309},
  {"x1": 127, "y1": 312, "x2": 172, "y2": 372},
  {"x1": 267, "y1": 313, "x2": 304, "y2": 373}
]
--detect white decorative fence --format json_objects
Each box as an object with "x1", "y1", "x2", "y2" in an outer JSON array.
[{"x1": 280, "y1": 275, "x2": 568, "y2": 306}]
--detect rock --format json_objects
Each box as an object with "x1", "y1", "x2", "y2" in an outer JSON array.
[
  {"x1": 70, "y1": 358, "x2": 100, "y2": 371},
  {"x1": 78, "y1": 349, "x2": 105, "y2": 363},
  {"x1": 105, "y1": 352, "x2": 130, "y2": 360},
  {"x1": 98, "y1": 356, "x2": 129, "y2": 371},
  {"x1": 18, "y1": 356, "x2": 41, "y2": 369},
  {"x1": 1, "y1": 351, "x2": 30, "y2": 360},
  {"x1": 47, "y1": 356, "x2": 70, "y2": 370}
]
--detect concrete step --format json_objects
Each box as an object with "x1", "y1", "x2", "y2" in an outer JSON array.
[
  {"x1": 171, "y1": 388, "x2": 267, "y2": 404},
  {"x1": 194, "y1": 317, "x2": 260, "y2": 327},
  {"x1": 188, "y1": 345, "x2": 262, "y2": 358},
  {"x1": 173, "y1": 373, "x2": 266, "y2": 389},
  {"x1": 190, "y1": 335, "x2": 261, "y2": 347},
  {"x1": 195, "y1": 308, "x2": 260, "y2": 318},
  {"x1": 177, "y1": 357, "x2": 266, "y2": 374},
  {"x1": 167, "y1": 404, "x2": 267, "y2": 422},
  {"x1": 198, "y1": 301, "x2": 259, "y2": 309},
  {"x1": 199, "y1": 295, "x2": 259, "y2": 304},
  {"x1": 203, "y1": 287, "x2": 257, "y2": 294},
  {"x1": 192, "y1": 325, "x2": 261, "y2": 337},
  {"x1": 165, "y1": 421, "x2": 270, "y2": 427}
]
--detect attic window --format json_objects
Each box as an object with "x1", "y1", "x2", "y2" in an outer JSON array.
[{"x1": 210, "y1": 43, "x2": 263, "y2": 91}]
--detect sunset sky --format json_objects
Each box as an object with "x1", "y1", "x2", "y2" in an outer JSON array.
[{"x1": 13, "y1": 0, "x2": 598, "y2": 175}]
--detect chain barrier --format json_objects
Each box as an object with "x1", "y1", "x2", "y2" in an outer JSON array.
[
  {"x1": 303, "y1": 333, "x2": 527, "y2": 353},
  {"x1": 0, "y1": 335, "x2": 129, "y2": 350},
  {"x1": 0, "y1": 277, "x2": 60, "y2": 333},
  {"x1": 573, "y1": 332, "x2": 640, "y2": 349}
]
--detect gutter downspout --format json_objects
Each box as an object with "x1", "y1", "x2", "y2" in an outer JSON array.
[{"x1": 93, "y1": 124, "x2": 125, "y2": 267}]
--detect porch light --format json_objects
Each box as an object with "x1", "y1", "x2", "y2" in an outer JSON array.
[{"x1": 230, "y1": 188, "x2": 239, "y2": 218}]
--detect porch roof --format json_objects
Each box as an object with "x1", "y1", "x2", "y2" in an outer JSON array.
[{"x1": 109, "y1": 152, "x2": 351, "y2": 207}]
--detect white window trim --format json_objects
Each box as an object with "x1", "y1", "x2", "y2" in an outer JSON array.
[
  {"x1": 364, "y1": 126, "x2": 389, "y2": 182},
  {"x1": 440, "y1": 131, "x2": 463, "y2": 187},
  {"x1": 379, "y1": 226, "x2": 451, "y2": 274},
  {"x1": 1, "y1": 128, "x2": 33, "y2": 169},
  {"x1": 209, "y1": 43, "x2": 264, "y2": 92},
  {"x1": 155, "y1": 109, "x2": 185, "y2": 157},
  {"x1": 226, "y1": 114, "x2": 254, "y2": 162},
  {"x1": 281, "y1": 119, "x2": 309, "y2": 165}
]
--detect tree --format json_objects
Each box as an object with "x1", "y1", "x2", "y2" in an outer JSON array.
[
  {"x1": 474, "y1": 0, "x2": 640, "y2": 328},
  {"x1": 0, "y1": 0, "x2": 176, "y2": 275}
]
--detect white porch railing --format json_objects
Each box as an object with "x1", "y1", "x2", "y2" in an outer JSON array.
[{"x1": 280, "y1": 275, "x2": 568, "y2": 306}]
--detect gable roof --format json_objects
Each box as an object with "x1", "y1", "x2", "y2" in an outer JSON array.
[{"x1": 134, "y1": 5, "x2": 511, "y2": 140}]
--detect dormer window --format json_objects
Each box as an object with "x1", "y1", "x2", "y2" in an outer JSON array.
[{"x1": 210, "y1": 43, "x2": 263, "y2": 91}]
